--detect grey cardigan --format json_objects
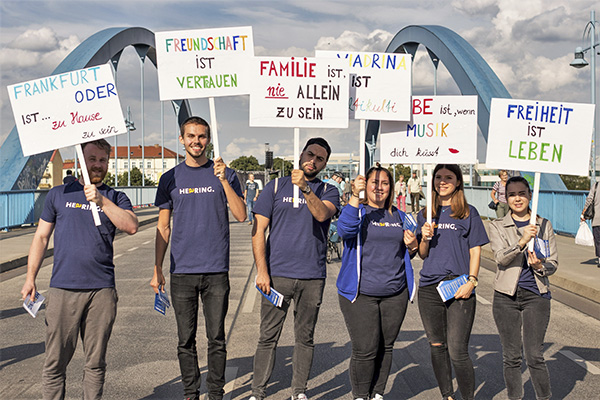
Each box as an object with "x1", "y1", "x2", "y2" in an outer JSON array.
[
  {"x1": 582, "y1": 182, "x2": 600, "y2": 226},
  {"x1": 488, "y1": 213, "x2": 558, "y2": 296}
]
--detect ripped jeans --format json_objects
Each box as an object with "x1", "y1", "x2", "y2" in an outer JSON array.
[{"x1": 418, "y1": 283, "x2": 476, "y2": 400}]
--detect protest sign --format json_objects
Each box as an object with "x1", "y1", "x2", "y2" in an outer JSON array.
[
  {"x1": 315, "y1": 50, "x2": 412, "y2": 121},
  {"x1": 155, "y1": 26, "x2": 254, "y2": 100},
  {"x1": 249, "y1": 56, "x2": 349, "y2": 128},
  {"x1": 486, "y1": 98, "x2": 595, "y2": 176},
  {"x1": 7, "y1": 64, "x2": 127, "y2": 157},
  {"x1": 380, "y1": 95, "x2": 478, "y2": 164}
]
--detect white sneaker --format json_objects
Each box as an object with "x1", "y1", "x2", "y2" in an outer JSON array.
[
  {"x1": 293, "y1": 394, "x2": 308, "y2": 400},
  {"x1": 372, "y1": 395, "x2": 384, "y2": 400}
]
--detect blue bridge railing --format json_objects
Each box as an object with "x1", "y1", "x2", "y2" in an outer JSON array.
[
  {"x1": 0, "y1": 186, "x2": 590, "y2": 235},
  {"x1": 1, "y1": 187, "x2": 158, "y2": 230}
]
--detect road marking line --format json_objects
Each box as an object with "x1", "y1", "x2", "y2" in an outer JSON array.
[
  {"x1": 242, "y1": 285, "x2": 258, "y2": 313},
  {"x1": 142, "y1": 240, "x2": 152, "y2": 245},
  {"x1": 127, "y1": 247, "x2": 138, "y2": 252},
  {"x1": 114, "y1": 254, "x2": 122, "y2": 259},
  {"x1": 559, "y1": 350, "x2": 600, "y2": 375},
  {"x1": 476, "y1": 295, "x2": 491, "y2": 305}
]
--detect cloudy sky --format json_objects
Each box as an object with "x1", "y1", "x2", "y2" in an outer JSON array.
[{"x1": 1, "y1": 0, "x2": 597, "y2": 164}]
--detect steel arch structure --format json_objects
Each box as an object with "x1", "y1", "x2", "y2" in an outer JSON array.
[
  {"x1": 365, "y1": 25, "x2": 565, "y2": 189},
  {"x1": 0, "y1": 27, "x2": 193, "y2": 191}
]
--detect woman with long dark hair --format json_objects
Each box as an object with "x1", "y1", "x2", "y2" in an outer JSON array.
[
  {"x1": 489, "y1": 176, "x2": 557, "y2": 400},
  {"x1": 337, "y1": 166, "x2": 418, "y2": 400},
  {"x1": 417, "y1": 164, "x2": 489, "y2": 400}
]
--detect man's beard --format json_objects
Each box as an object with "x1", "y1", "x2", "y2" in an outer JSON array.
[{"x1": 89, "y1": 168, "x2": 106, "y2": 184}]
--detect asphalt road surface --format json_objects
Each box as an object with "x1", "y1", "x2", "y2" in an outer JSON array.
[{"x1": 1, "y1": 220, "x2": 599, "y2": 399}]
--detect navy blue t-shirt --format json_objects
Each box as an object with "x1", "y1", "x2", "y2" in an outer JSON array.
[
  {"x1": 246, "y1": 181, "x2": 259, "y2": 199},
  {"x1": 360, "y1": 205, "x2": 407, "y2": 296},
  {"x1": 417, "y1": 205, "x2": 489, "y2": 286},
  {"x1": 155, "y1": 160, "x2": 243, "y2": 274},
  {"x1": 253, "y1": 176, "x2": 340, "y2": 279},
  {"x1": 513, "y1": 219, "x2": 551, "y2": 299},
  {"x1": 40, "y1": 181, "x2": 133, "y2": 289}
]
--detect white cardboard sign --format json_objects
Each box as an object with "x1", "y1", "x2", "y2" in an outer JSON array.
[
  {"x1": 315, "y1": 50, "x2": 412, "y2": 121},
  {"x1": 380, "y1": 95, "x2": 479, "y2": 164},
  {"x1": 249, "y1": 56, "x2": 349, "y2": 128},
  {"x1": 155, "y1": 26, "x2": 254, "y2": 100},
  {"x1": 486, "y1": 98, "x2": 595, "y2": 176},
  {"x1": 8, "y1": 64, "x2": 127, "y2": 156}
]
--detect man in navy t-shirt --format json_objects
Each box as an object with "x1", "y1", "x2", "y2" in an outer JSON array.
[
  {"x1": 21, "y1": 139, "x2": 139, "y2": 400},
  {"x1": 250, "y1": 138, "x2": 340, "y2": 400},
  {"x1": 151, "y1": 116, "x2": 246, "y2": 400}
]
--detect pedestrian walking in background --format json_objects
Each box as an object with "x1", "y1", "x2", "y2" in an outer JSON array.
[
  {"x1": 491, "y1": 170, "x2": 510, "y2": 218},
  {"x1": 395, "y1": 174, "x2": 406, "y2": 212},
  {"x1": 582, "y1": 180, "x2": 600, "y2": 266},
  {"x1": 407, "y1": 172, "x2": 421, "y2": 213}
]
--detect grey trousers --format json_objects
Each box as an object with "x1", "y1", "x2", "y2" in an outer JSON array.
[
  {"x1": 251, "y1": 277, "x2": 325, "y2": 399},
  {"x1": 43, "y1": 287, "x2": 118, "y2": 400}
]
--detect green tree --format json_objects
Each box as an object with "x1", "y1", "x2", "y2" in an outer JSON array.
[
  {"x1": 270, "y1": 157, "x2": 293, "y2": 178},
  {"x1": 103, "y1": 171, "x2": 115, "y2": 186},
  {"x1": 230, "y1": 155, "x2": 261, "y2": 171},
  {"x1": 388, "y1": 164, "x2": 412, "y2": 182},
  {"x1": 560, "y1": 174, "x2": 591, "y2": 190},
  {"x1": 123, "y1": 167, "x2": 156, "y2": 186}
]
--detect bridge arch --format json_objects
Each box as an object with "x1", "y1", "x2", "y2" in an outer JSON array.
[
  {"x1": 365, "y1": 25, "x2": 564, "y2": 189},
  {"x1": 0, "y1": 27, "x2": 192, "y2": 190}
]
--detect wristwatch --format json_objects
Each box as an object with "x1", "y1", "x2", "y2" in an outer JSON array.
[
  {"x1": 300, "y1": 185, "x2": 311, "y2": 195},
  {"x1": 468, "y1": 275, "x2": 478, "y2": 287}
]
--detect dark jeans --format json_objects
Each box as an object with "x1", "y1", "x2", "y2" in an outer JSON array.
[
  {"x1": 339, "y1": 290, "x2": 409, "y2": 399},
  {"x1": 171, "y1": 273, "x2": 230, "y2": 400},
  {"x1": 593, "y1": 226, "x2": 600, "y2": 258},
  {"x1": 410, "y1": 192, "x2": 421, "y2": 212},
  {"x1": 418, "y1": 283, "x2": 476, "y2": 400},
  {"x1": 252, "y1": 277, "x2": 325, "y2": 399},
  {"x1": 493, "y1": 288, "x2": 551, "y2": 400}
]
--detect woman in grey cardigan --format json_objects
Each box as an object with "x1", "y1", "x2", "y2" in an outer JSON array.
[{"x1": 488, "y1": 176, "x2": 558, "y2": 400}]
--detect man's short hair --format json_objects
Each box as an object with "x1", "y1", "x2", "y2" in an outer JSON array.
[
  {"x1": 66, "y1": 170, "x2": 73, "y2": 175},
  {"x1": 82, "y1": 139, "x2": 111, "y2": 156},
  {"x1": 332, "y1": 171, "x2": 343, "y2": 179},
  {"x1": 180, "y1": 116, "x2": 211, "y2": 139},
  {"x1": 302, "y1": 137, "x2": 331, "y2": 161}
]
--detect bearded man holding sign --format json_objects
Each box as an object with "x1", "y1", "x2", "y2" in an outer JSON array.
[{"x1": 21, "y1": 139, "x2": 139, "y2": 400}]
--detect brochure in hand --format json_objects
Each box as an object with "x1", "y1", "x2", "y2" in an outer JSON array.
[
  {"x1": 255, "y1": 282, "x2": 284, "y2": 307},
  {"x1": 23, "y1": 291, "x2": 45, "y2": 318},
  {"x1": 436, "y1": 274, "x2": 469, "y2": 302},
  {"x1": 154, "y1": 286, "x2": 171, "y2": 315},
  {"x1": 533, "y1": 237, "x2": 550, "y2": 259},
  {"x1": 403, "y1": 213, "x2": 417, "y2": 233}
]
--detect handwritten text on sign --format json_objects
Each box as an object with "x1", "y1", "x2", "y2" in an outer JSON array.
[
  {"x1": 249, "y1": 56, "x2": 349, "y2": 128},
  {"x1": 486, "y1": 98, "x2": 595, "y2": 176},
  {"x1": 155, "y1": 26, "x2": 254, "y2": 100},
  {"x1": 315, "y1": 50, "x2": 412, "y2": 121},
  {"x1": 380, "y1": 96, "x2": 478, "y2": 164},
  {"x1": 8, "y1": 64, "x2": 126, "y2": 156}
]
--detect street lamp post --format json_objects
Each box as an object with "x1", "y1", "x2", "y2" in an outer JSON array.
[
  {"x1": 125, "y1": 106, "x2": 136, "y2": 187},
  {"x1": 570, "y1": 10, "x2": 599, "y2": 186}
]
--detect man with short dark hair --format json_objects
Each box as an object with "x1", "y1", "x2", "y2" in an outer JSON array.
[
  {"x1": 151, "y1": 116, "x2": 246, "y2": 400},
  {"x1": 245, "y1": 173, "x2": 260, "y2": 225},
  {"x1": 63, "y1": 169, "x2": 76, "y2": 184},
  {"x1": 250, "y1": 137, "x2": 340, "y2": 400},
  {"x1": 21, "y1": 139, "x2": 139, "y2": 400}
]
